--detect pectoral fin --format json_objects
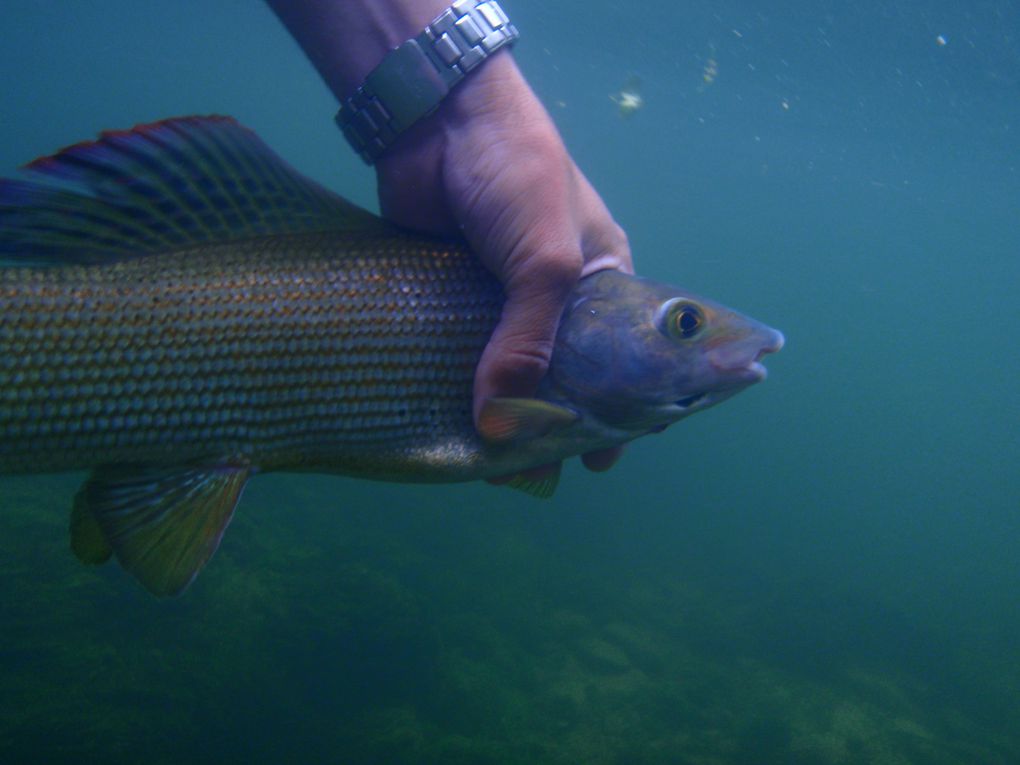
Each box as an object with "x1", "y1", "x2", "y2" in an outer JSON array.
[
  {"x1": 477, "y1": 398, "x2": 579, "y2": 443},
  {"x1": 73, "y1": 461, "x2": 251, "y2": 597},
  {"x1": 505, "y1": 462, "x2": 562, "y2": 499}
]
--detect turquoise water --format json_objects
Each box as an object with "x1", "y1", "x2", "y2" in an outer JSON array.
[{"x1": 2, "y1": 1, "x2": 1018, "y2": 763}]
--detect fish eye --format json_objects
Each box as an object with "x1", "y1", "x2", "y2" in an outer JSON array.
[
  {"x1": 673, "y1": 306, "x2": 703, "y2": 338},
  {"x1": 655, "y1": 298, "x2": 706, "y2": 341}
]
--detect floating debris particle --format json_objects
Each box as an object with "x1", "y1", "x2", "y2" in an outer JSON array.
[{"x1": 610, "y1": 75, "x2": 643, "y2": 117}]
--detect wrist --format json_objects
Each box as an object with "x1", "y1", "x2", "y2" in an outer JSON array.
[
  {"x1": 442, "y1": 50, "x2": 527, "y2": 127},
  {"x1": 376, "y1": 52, "x2": 535, "y2": 172},
  {"x1": 335, "y1": 1, "x2": 519, "y2": 163}
]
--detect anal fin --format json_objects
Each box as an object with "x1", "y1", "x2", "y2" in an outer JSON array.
[
  {"x1": 74, "y1": 461, "x2": 251, "y2": 597},
  {"x1": 504, "y1": 462, "x2": 562, "y2": 499}
]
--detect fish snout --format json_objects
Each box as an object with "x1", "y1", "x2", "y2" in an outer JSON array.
[{"x1": 708, "y1": 326, "x2": 784, "y2": 383}]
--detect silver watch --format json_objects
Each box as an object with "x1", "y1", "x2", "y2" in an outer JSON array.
[{"x1": 336, "y1": 0, "x2": 519, "y2": 164}]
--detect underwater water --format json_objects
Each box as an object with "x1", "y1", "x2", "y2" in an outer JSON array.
[{"x1": 1, "y1": 0, "x2": 1018, "y2": 763}]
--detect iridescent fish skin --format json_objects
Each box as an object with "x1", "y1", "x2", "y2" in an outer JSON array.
[
  {"x1": 0, "y1": 233, "x2": 501, "y2": 479},
  {"x1": 0, "y1": 117, "x2": 782, "y2": 594},
  {"x1": 0, "y1": 237, "x2": 781, "y2": 482}
]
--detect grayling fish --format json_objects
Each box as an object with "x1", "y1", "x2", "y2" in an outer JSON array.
[{"x1": 0, "y1": 116, "x2": 783, "y2": 595}]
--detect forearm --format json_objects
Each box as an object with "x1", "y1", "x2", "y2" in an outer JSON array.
[{"x1": 266, "y1": 0, "x2": 450, "y2": 101}]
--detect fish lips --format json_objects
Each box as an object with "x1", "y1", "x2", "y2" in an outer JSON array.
[
  {"x1": 665, "y1": 327, "x2": 784, "y2": 419},
  {"x1": 707, "y1": 327, "x2": 785, "y2": 383}
]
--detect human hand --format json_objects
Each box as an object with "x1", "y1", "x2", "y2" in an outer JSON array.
[
  {"x1": 376, "y1": 53, "x2": 633, "y2": 475},
  {"x1": 265, "y1": 1, "x2": 634, "y2": 476}
]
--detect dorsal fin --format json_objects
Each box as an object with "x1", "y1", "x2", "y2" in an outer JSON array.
[{"x1": 0, "y1": 115, "x2": 388, "y2": 265}]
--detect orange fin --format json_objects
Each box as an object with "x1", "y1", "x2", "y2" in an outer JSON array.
[
  {"x1": 74, "y1": 461, "x2": 251, "y2": 597},
  {"x1": 477, "y1": 398, "x2": 579, "y2": 443}
]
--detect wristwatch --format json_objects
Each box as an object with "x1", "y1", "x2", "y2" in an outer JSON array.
[{"x1": 336, "y1": 0, "x2": 519, "y2": 164}]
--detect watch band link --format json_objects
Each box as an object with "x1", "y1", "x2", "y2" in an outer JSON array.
[{"x1": 336, "y1": 0, "x2": 519, "y2": 164}]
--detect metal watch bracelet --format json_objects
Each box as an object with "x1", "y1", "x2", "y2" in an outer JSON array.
[{"x1": 336, "y1": 0, "x2": 519, "y2": 164}]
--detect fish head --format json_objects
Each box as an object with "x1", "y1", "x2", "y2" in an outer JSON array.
[{"x1": 548, "y1": 270, "x2": 784, "y2": 434}]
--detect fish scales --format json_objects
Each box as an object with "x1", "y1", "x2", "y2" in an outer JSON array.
[
  {"x1": 0, "y1": 230, "x2": 502, "y2": 475},
  {"x1": 0, "y1": 115, "x2": 783, "y2": 595}
]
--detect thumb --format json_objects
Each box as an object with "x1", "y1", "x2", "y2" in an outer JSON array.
[{"x1": 472, "y1": 254, "x2": 580, "y2": 425}]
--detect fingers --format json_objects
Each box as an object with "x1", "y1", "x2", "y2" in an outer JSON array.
[
  {"x1": 469, "y1": 171, "x2": 632, "y2": 423},
  {"x1": 471, "y1": 194, "x2": 630, "y2": 479},
  {"x1": 375, "y1": 53, "x2": 635, "y2": 479},
  {"x1": 575, "y1": 172, "x2": 634, "y2": 277},
  {"x1": 472, "y1": 251, "x2": 580, "y2": 422}
]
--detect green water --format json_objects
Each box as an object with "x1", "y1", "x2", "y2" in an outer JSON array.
[{"x1": 2, "y1": 2, "x2": 1018, "y2": 763}]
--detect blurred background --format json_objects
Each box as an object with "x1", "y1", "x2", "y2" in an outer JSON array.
[{"x1": 1, "y1": 1, "x2": 1018, "y2": 762}]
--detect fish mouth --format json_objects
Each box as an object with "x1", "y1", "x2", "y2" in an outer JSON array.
[
  {"x1": 746, "y1": 329, "x2": 785, "y2": 381},
  {"x1": 675, "y1": 393, "x2": 707, "y2": 409},
  {"x1": 709, "y1": 328, "x2": 785, "y2": 382},
  {"x1": 762, "y1": 329, "x2": 785, "y2": 356},
  {"x1": 678, "y1": 328, "x2": 783, "y2": 409},
  {"x1": 745, "y1": 360, "x2": 769, "y2": 382},
  {"x1": 648, "y1": 393, "x2": 709, "y2": 432}
]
